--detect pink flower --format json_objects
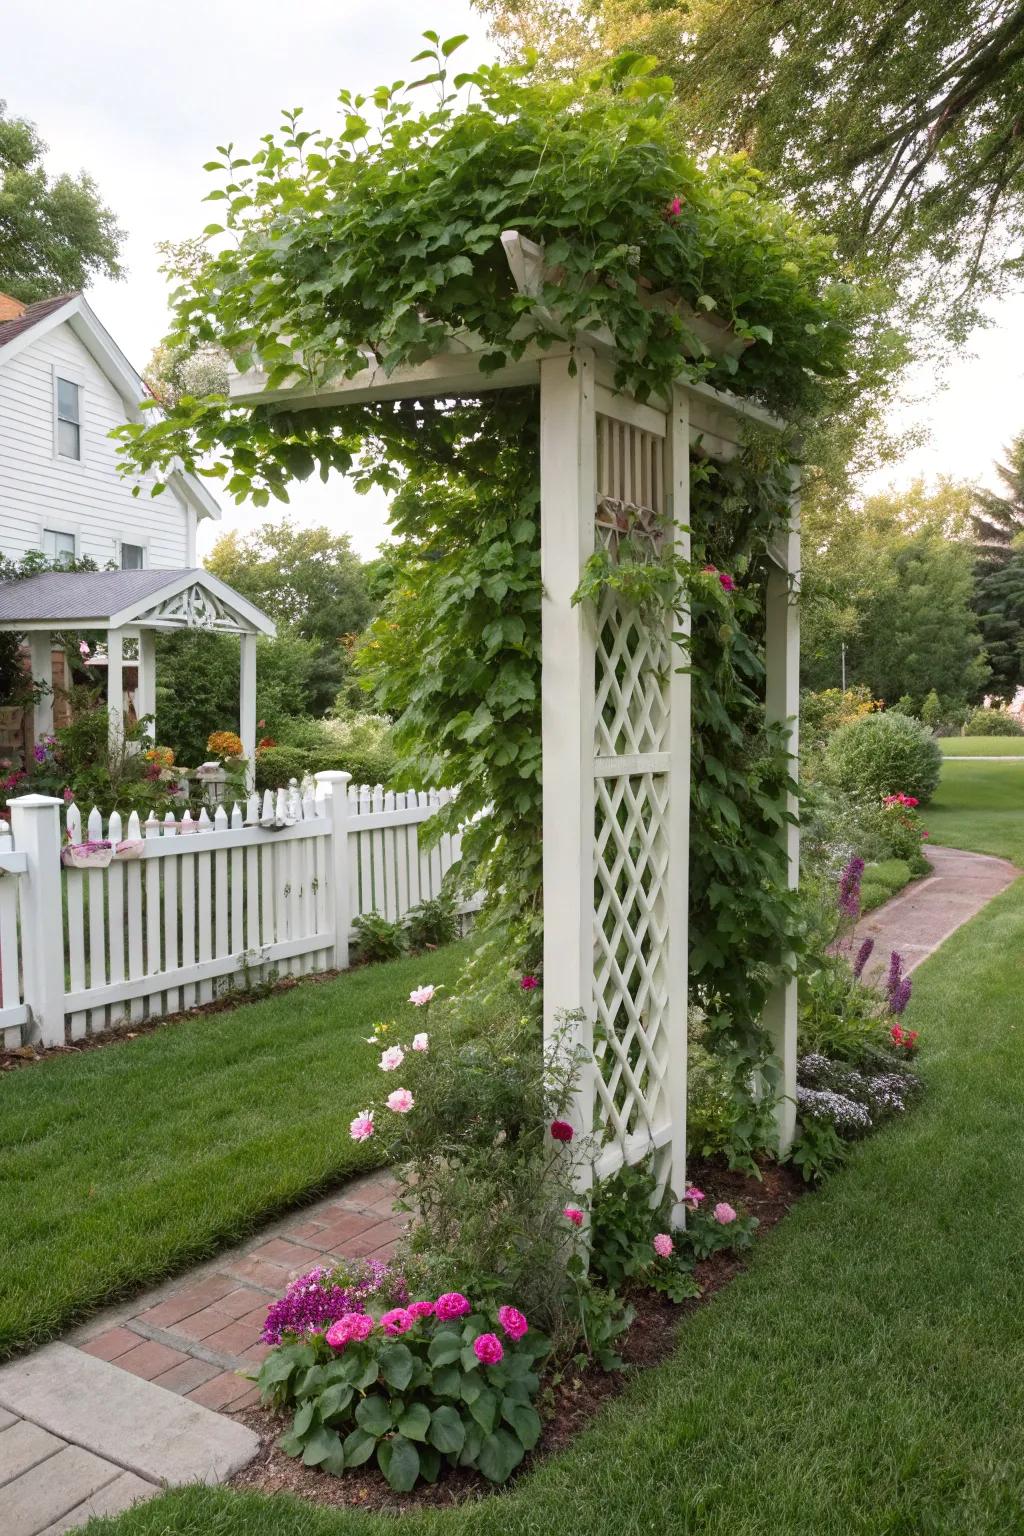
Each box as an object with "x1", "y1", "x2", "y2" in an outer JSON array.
[
  {"x1": 684, "y1": 1186, "x2": 705, "y2": 1208},
  {"x1": 713, "y1": 1202, "x2": 737, "y2": 1224},
  {"x1": 563, "y1": 1206, "x2": 585, "y2": 1227},
  {"x1": 407, "y1": 1300, "x2": 435, "y2": 1320},
  {"x1": 497, "y1": 1305, "x2": 529, "y2": 1341},
  {"x1": 325, "y1": 1312, "x2": 374, "y2": 1350},
  {"x1": 520, "y1": 975, "x2": 539, "y2": 991},
  {"x1": 409, "y1": 985, "x2": 436, "y2": 1007},
  {"x1": 434, "y1": 1292, "x2": 471, "y2": 1320},
  {"x1": 386, "y1": 1088, "x2": 415, "y2": 1114},
  {"x1": 666, "y1": 195, "x2": 683, "y2": 218},
  {"x1": 78, "y1": 641, "x2": 90, "y2": 659},
  {"x1": 653, "y1": 1233, "x2": 674, "y2": 1258},
  {"x1": 718, "y1": 572, "x2": 736, "y2": 592},
  {"x1": 379, "y1": 1044, "x2": 404, "y2": 1072},
  {"x1": 349, "y1": 1110, "x2": 374, "y2": 1142},
  {"x1": 380, "y1": 1307, "x2": 415, "y2": 1336},
  {"x1": 550, "y1": 1120, "x2": 574, "y2": 1143},
  {"x1": 473, "y1": 1332, "x2": 504, "y2": 1365},
  {"x1": 411, "y1": 1032, "x2": 429, "y2": 1052}
]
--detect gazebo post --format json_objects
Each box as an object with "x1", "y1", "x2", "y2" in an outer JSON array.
[
  {"x1": 539, "y1": 350, "x2": 597, "y2": 1177},
  {"x1": 107, "y1": 628, "x2": 125, "y2": 755},
  {"x1": 239, "y1": 631, "x2": 257, "y2": 788},
  {"x1": 763, "y1": 487, "x2": 801, "y2": 1151},
  {"x1": 137, "y1": 629, "x2": 157, "y2": 743},
  {"x1": 28, "y1": 633, "x2": 54, "y2": 741}
]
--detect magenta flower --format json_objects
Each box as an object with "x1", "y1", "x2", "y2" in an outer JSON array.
[
  {"x1": 563, "y1": 1206, "x2": 584, "y2": 1227},
  {"x1": 324, "y1": 1311, "x2": 374, "y2": 1350},
  {"x1": 653, "y1": 1233, "x2": 674, "y2": 1258},
  {"x1": 520, "y1": 975, "x2": 539, "y2": 991},
  {"x1": 550, "y1": 1119, "x2": 574, "y2": 1143},
  {"x1": 473, "y1": 1333, "x2": 504, "y2": 1365},
  {"x1": 380, "y1": 1307, "x2": 415, "y2": 1336},
  {"x1": 713, "y1": 1202, "x2": 737, "y2": 1224},
  {"x1": 349, "y1": 1110, "x2": 374, "y2": 1142},
  {"x1": 407, "y1": 1300, "x2": 435, "y2": 1320},
  {"x1": 497, "y1": 1305, "x2": 529, "y2": 1341},
  {"x1": 385, "y1": 1087, "x2": 414, "y2": 1114},
  {"x1": 666, "y1": 195, "x2": 683, "y2": 218},
  {"x1": 683, "y1": 1186, "x2": 705, "y2": 1208},
  {"x1": 434, "y1": 1292, "x2": 472, "y2": 1321}
]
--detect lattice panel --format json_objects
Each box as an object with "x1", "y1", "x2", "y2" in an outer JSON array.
[
  {"x1": 597, "y1": 415, "x2": 664, "y2": 512},
  {"x1": 592, "y1": 772, "x2": 671, "y2": 1148},
  {"x1": 594, "y1": 596, "x2": 670, "y2": 758}
]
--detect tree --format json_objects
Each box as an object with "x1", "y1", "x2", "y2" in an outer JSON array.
[
  {"x1": 205, "y1": 522, "x2": 373, "y2": 651},
  {"x1": 0, "y1": 103, "x2": 123, "y2": 302},
  {"x1": 476, "y1": 0, "x2": 1024, "y2": 339},
  {"x1": 973, "y1": 430, "x2": 1024, "y2": 699},
  {"x1": 801, "y1": 479, "x2": 989, "y2": 706}
]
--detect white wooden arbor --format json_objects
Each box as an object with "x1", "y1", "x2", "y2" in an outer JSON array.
[
  {"x1": 0, "y1": 568, "x2": 276, "y2": 770},
  {"x1": 229, "y1": 266, "x2": 801, "y2": 1207}
]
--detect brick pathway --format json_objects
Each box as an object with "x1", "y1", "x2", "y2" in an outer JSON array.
[{"x1": 0, "y1": 1170, "x2": 400, "y2": 1534}]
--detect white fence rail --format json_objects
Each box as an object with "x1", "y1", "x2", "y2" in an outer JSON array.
[{"x1": 0, "y1": 773, "x2": 473, "y2": 1048}]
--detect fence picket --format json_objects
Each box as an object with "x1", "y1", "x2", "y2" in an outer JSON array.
[
  {"x1": 213, "y1": 805, "x2": 230, "y2": 990},
  {"x1": 125, "y1": 811, "x2": 145, "y2": 1023},
  {"x1": 145, "y1": 816, "x2": 163, "y2": 1017},
  {"x1": 87, "y1": 807, "x2": 108, "y2": 1035},
  {"x1": 107, "y1": 812, "x2": 125, "y2": 1011},
  {"x1": 66, "y1": 866, "x2": 87, "y2": 1040},
  {"x1": 162, "y1": 811, "x2": 180, "y2": 1015}
]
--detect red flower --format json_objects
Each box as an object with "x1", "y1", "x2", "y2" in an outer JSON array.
[
  {"x1": 702, "y1": 563, "x2": 736, "y2": 593},
  {"x1": 520, "y1": 975, "x2": 539, "y2": 991},
  {"x1": 890, "y1": 1024, "x2": 904, "y2": 1046},
  {"x1": 550, "y1": 1119, "x2": 574, "y2": 1143}
]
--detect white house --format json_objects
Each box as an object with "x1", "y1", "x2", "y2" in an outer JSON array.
[{"x1": 0, "y1": 289, "x2": 219, "y2": 568}]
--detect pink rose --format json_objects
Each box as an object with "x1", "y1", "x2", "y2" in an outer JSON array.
[
  {"x1": 407, "y1": 1300, "x2": 435, "y2": 1320},
  {"x1": 408, "y1": 985, "x2": 436, "y2": 1007},
  {"x1": 714, "y1": 1202, "x2": 737, "y2": 1224},
  {"x1": 550, "y1": 1120, "x2": 574, "y2": 1143},
  {"x1": 349, "y1": 1110, "x2": 374, "y2": 1142},
  {"x1": 718, "y1": 572, "x2": 736, "y2": 593},
  {"x1": 346, "y1": 1313, "x2": 374, "y2": 1342},
  {"x1": 434, "y1": 1292, "x2": 471, "y2": 1321},
  {"x1": 684, "y1": 1186, "x2": 705, "y2": 1208},
  {"x1": 473, "y1": 1332, "x2": 504, "y2": 1365},
  {"x1": 653, "y1": 1233, "x2": 674, "y2": 1258},
  {"x1": 497, "y1": 1305, "x2": 529, "y2": 1341},
  {"x1": 380, "y1": 1307, "x2": 415, "y2": 1336},
  {"x1": 412, "y1": 1032, "x2": 429, "y2": 1052},
  {"x1": 563, "y1": 1206, "x2": 585, "y2": 1227},
  {"x1": 386, "y1": 1088, "x2": 415, "y2": 1114},
  {"x1": 379, "y1": 1044, "x2": 404, "y2": 1072},
  {"x1": 325, "y1": 1312, "x2": 374, "y2": 1349}
]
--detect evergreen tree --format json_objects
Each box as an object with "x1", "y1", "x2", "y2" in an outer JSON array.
[{"x1": 973, "y1": 432, "x2": 1024, "y2": 700}]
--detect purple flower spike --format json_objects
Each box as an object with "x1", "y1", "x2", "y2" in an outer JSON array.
[
  {"x1": 890, "y1": 976, "x2": 913, "y2": 1016},
  {"x1": 838, "y1": 857, "x2": 865, "y2": 919},
  {"x1": 886, "y1": 950, "x2": 904, "y2": 999},
  {"x1": 852, "y1": 937, "x2": 874, "y2": 981}
]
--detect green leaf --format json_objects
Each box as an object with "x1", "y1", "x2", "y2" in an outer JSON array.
[
  {"x1": 292, "y1": 1401, "x2": 316, "y2": 1438},
  {"x1": 459, "y1": 1372, "x2": 482, "y2": 1404},
  {"x1": 397, "y1": 1402, "x2": 431, "y2": 1441},
  {"x1": 431, "y1": 1364, "x2": 461, "y2": 1398},
  {"x1": 441, "y1": 33, "x2": 468, "y2": 55},
  {"x1": 301, "y1": 1425, "x2": 342, "y2": 1467},
  {"x1": 428, "y1": 1333, "x2": 463, "y2": 1367},
  {"x1": 355, "y1": 1394, "x2": 393, "y2": 1437},
  {"x1": 317, "y1": 1382, "x2": 354, "y2": 1422},
  {"x1": 468, "y1": 1387, "x2": 498, "y2": 1434},
  {"x1": 427, "y1": 1404, "x2": 466, "y2": 1455},
  {"x1": 379, "y1": 1433, "x2": 420, "y2": 1492},
  {"x1": 418, "y1": 1444, "x2": 442, "y2": 1483},
  {"x1": 342, "y1": 1428, "x2": 377, "y2": 1467},
  {"x1": 477, "y1": 1427, "x2": 525, "y2": 1483},
  {"x1": 502, "y1": 1401, "x2": 542, "y2": 1450},
  {"x1": 378, "y1": 1343, "x2": 414, "y2": 1392}
]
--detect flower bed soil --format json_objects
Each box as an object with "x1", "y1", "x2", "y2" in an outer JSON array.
[{"x1": 227, "y1": 1162, "x2": 803, "y2": 1513}]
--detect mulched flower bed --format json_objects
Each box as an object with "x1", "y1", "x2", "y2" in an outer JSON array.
[{"x1": 227, "y1": 1161, "x2": 803, "y2": 1513}]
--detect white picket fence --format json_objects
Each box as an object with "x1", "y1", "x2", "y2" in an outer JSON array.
[{"x1": 0, "y1": 773, "x2": 473, "y2": 1049}]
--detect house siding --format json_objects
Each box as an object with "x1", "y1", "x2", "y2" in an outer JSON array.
[{"x1": 0, "y1": 323, "x2": 190, "y2": 569}]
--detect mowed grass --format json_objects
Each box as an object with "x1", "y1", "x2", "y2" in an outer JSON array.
[
  {"x1": 0, "y1": 945, "x2": 467, "y2": 1359},
  {"x1": 938, "y1": 735, "x2": 1024, "y2": 755},
  {"x1": 927, "y1": 758, "x2": 1024, "y2": 867},
  {"x1": 88, "y1": 877, "x2": 1024, "y2": 1536}
]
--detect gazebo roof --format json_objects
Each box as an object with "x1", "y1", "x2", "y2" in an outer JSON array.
[{"x1": 0, "y1": 568, "x2": 276, "y2": 636}]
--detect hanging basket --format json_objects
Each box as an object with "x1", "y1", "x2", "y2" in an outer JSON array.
[
  {"x1": 114, "y1": 839, "x2": 145, "y2": 861},
  {"x1": 61, "y1": 841, "x2": 113, "y2": 870}
]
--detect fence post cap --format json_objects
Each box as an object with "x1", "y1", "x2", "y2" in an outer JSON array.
[
  {"x1": 314, "y1": 770, "x2": 353, "y2": 785},
  {"x1": 6, "y1": 793, "x2": 65, "y2": 809}
]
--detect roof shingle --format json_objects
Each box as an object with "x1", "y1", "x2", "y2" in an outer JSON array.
[{"x1": 0, "y1": 292, "x2": 79, "y2": 350}]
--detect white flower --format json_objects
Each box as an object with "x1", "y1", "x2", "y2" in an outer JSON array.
[
  {"x1": 412, "y1": 1032, "x2": 429, "y2": 1053},
  {"x1": 379, "y1": 1044, "x2": 405, "y2": 1072}
]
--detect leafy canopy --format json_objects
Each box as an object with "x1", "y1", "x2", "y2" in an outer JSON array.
[
  {"x1": 0, "y1": 101, "x2": 123, "y2": 302},
  {"x1": 205, "y1": 520, "x2": 373, "y2": 649}
]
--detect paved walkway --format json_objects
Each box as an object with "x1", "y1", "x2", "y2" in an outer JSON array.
[
  {"x1": 0, "y1": 1170, "x2": 401, "y2": 1534},
  {"x1": 851, "y1": 844, "x2": 1018, "y2": 984}
]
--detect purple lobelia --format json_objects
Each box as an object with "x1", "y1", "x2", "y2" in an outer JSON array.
[
  {"x1": 260, "y1": 1259, "x2": 405, "y2": 1345},
  {"x1": 890, "y1": 976, "x2": 913, "y2": 1015},
  {"x1": 838, "y1": 857, "x2": 865, "y2": 920},
  {"x1": 885, "y1": 950, "x2": 905, "y2": 1000},
  {"x1": 852, "y1": 937, "x2": 875, "y2": 981}
]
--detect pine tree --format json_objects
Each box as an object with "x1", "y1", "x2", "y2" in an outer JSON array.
[{"x1": 973, "y1": 432, "x2": 1024, "y2": 702}]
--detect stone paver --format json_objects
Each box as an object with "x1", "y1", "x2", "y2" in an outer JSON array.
[
  {"x1": 850, "y1": 844, "x2": 1018, "y2": 984},
  {"x1": 0, "y1": 1445, "x2": 127, "y2": 1536},
  {"x1": 40, "y1": 1472, "x2": 156, "y2": 1534},
  {"x1": 0, "y1": 1419, "x2": 64, "y2": 1485}
]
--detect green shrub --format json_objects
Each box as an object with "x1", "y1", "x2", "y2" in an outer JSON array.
[
  {"x1": 406, "y1": 895, "x2": 460, "y2": 950},
  {"x1": 253, "y1": 746, "x2": 312, "y2": 791},
  {"x1": 822, "y1": 711, "x2": 942, "y2": 803},
  {"x1": 253, "y1": 714, "x2": 397, "y2": 793},
  {"x1": 964, "y1": 708, "x2": 1024, "y2": 737},
  {"x1": 353, "y1": 911, "x2": 407, "y2": 963},
  {"x1": 860, "y1": 859, "x2": 914, "y2": 913}
]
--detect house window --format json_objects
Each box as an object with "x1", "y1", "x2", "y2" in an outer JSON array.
[
  {"x1": 55, "y1": 377, "x2": 81, "y2": 459},
  {"x1": 120, "y1": 542, "x2": 145, "y2": 570},
  {"x1": 42, "y1": 528, "x2": 77, "y2": 565}
]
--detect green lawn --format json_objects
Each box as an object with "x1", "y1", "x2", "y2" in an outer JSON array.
[
  {"x1": 0, "y1": 945, "x2": 468, "y2": 1360},
  {"x1": 938, "y1": 736, "x2": 1024, "y2": 755},
  {"x1": 926, "y1": 758, "x2": 1024, "y2": 867}
]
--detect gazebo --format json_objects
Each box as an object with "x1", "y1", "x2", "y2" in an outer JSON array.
[
  {"x1": 0, "y1": 568, "x2": 276, "y2": 768},
  {"x1": 226, "y1": 231, "x2": 801, "y2": 1209}
]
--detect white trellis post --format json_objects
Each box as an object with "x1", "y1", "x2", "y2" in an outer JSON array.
[
  {"x1": 29, "y1": 633, "x2": 53, "y2": 740},
  {"x1": 107, "y1": 628, "x2": 125, "y2": 754},
  {"x1": 763, "y1": 478, "x2": 801, "y2": 1150},
  {"x1": 137, "y1": 628, "x2": 157, "y2": 743},
  {"x1": 539, "y1": 349, "x2": 597, "y2": 1192},
  {"x1": 240, "y1": 631, "x2": 257, "y2": 788},
  {"x1": 8, "y1": 793, "x2": 66, "y2": 1047}
]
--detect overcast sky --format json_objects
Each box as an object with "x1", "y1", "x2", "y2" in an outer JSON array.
[{"x1": 6, "y1": 1, "x2": 1024, "y2": 556}]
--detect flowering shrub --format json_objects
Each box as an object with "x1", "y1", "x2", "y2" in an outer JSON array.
[
  {"x1": 797, "y1": 1052, "x2": 922, "y2": 1137},
  {"x1": 261, "y1": 1260, "x2": 407, "y2": 1346},
  {"x1": 352, "y1": 911, "x2": 407, "y2": 963},
  {"x1": 143, "y1": 745, "x2": 175, "y2": 769},
  {"x1": 822, "y1": 711, "x2": 942, "y2": 804},
  {"x1": 206, "y1": 730, "x2": 244, "y2": 759},
  {"x1": 881, "y1": 792, "x2": 930, "y2": 865},
  {"x1": 256, "y1": 1292, "x2": 548, "y2": 1488}
]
